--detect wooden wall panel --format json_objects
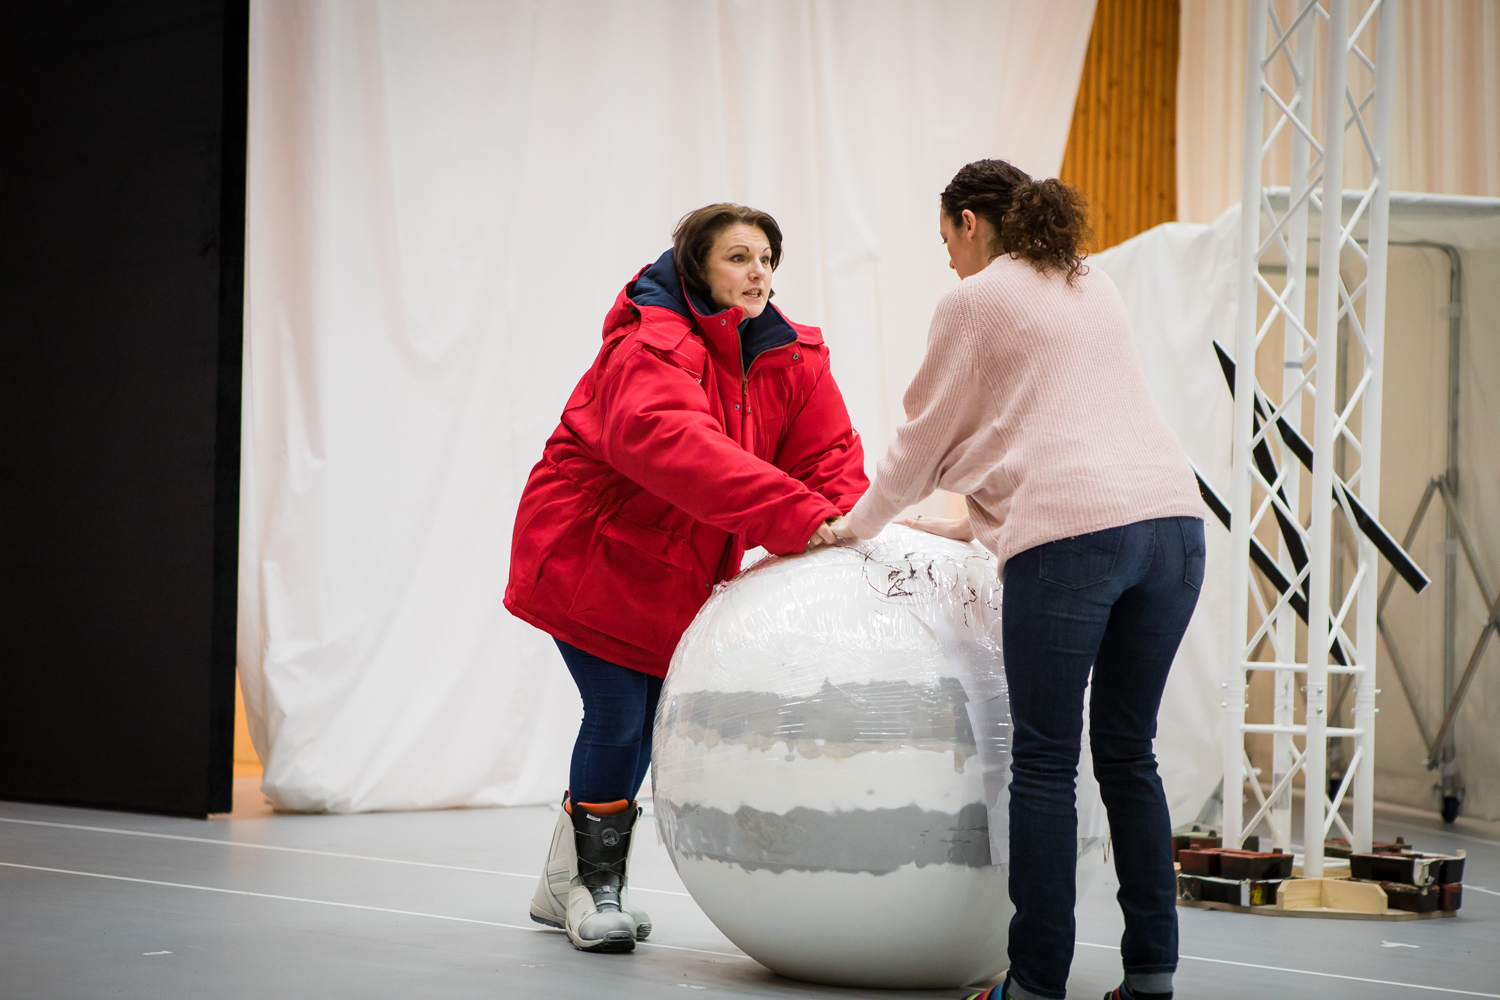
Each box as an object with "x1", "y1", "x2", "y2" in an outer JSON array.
[{"x1": 1060, "y1": 0, "x2": 1181, "y2": 251}]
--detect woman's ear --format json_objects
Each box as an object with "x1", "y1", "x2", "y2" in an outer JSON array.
[{"x1": 961, "y1": 209, "x2": 979, "y2": 240}]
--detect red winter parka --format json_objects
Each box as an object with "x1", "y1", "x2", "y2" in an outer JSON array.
[{"x1": 504, "y1": 250, "x2": 868, "y2": 676}]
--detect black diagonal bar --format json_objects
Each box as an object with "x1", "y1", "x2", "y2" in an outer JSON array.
[
  {"x1": 1194, "y1": 465, "x2": 1231, "y2": 531},
  {"x1": 1212, "y1": 343, "x2": 1310, "y2": 576},
  {"x1": 1194, "y1": 464, "x2": 1350, "y2": 665},
  {"x1": 1211, "y1": 342, "x2": 1427, "y2": 595},
  {"x1": 1336, "y1": 482, "x2": 1430, "y2": 593},
  {"x1": 1216, "y1": 341, "x2": 1317, "y2": 472}
]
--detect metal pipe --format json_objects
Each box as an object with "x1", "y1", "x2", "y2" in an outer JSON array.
[
  {"x1": 1391, "y1": 241, "x2": 1465, "y2": 790},
  {"x1": 1303, "y1": 0, "x2": 1351, "y2": 878},
  {"x1": 1443, "y1": 243, "x2": 1465, "y2": 786},
  {"x1": 1326, "y1": 745, "x2": 1365, "y2": 837},
  {"x1": 1271, "y1": 3, "x2": 1318, "y2": 854},
  {"x1": 1243, "y1": 747, "x2": 1309, "y2": 844},
  {"x1": 1379, "y1": 617, "x2": 1435, "y2": 749},
  {"x1": 1377, "y1": 478, "x2": 1439, "y2": 617},
  {"x1": 1352, "y1": 0, "x2": 1395, "y2": 855},
  {"x1": 1438, "y1": 483, "x2": 1495, "y2": 610},
  {"x1": 1425, "y1": 610, "x2": 1498, "y2": 768},
  {"x1": 1243, "y1": 724, "x2": 1364, "y2": 736},
  {"x1": 1225, "y1": 0, "x2": 1271, "y2": 855}
]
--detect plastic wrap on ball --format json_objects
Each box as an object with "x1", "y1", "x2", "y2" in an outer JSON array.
[{"x1": 652, "y1": 524, "x2": 1108, "y2": 989}]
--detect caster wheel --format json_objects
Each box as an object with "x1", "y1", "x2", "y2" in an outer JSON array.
[{"x1": 1441, "y1": 795, "x2": 1460, "y2": 824}]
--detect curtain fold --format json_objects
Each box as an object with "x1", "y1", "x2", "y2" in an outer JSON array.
[{"x1": 241, "y1": 0, "x2": 1095, "y2": 812}]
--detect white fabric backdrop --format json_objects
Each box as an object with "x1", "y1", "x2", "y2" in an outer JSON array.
[
  {"x1": 240, "y1": 0, "x2": 1096, "y2": 812},
  {"x1": 1089, "y1": 212, "x2": 1241, "y2": 828}
]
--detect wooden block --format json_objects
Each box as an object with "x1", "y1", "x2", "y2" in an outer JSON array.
[
  {"x1": 1276, "y1": 878, "x2": 1324, "y2": 910},
  {"x1": 1276, "y1": 877, "x2": 1387, "y2": 914},
  {"x1": 1323, "y1": 878, "x2": 1389, "y2": 913}
]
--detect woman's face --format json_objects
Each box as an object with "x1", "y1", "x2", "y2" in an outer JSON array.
[
  {"x1": 705, "y1": 224, "x2": 773, "y2": 318},
  {"x1": 939, "y1": 207, "x2": 994, "y2": 280}
]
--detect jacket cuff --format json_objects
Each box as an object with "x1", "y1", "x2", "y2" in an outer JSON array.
[{"x1": 762, "y1": 497, "x2": 840, "y2": 556}]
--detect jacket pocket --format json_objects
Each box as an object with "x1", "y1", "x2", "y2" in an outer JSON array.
[
  {"x1": 1038, "y1": 527, "x2": 1125, "y2": 590},
  {"x1": 1180, "y1": 517, "x2": 1206, "y2": 591},
  {"x1": 611, "y1": 487, "x2": 694, "y2": 549},
  {"x1": 567, "y1": 514, "x2": 701, "y2": 656}
]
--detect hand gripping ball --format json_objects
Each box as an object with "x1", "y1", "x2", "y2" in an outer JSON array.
[{"x1": 652, "y1": 526, "x2": 1109, "y2": 989}]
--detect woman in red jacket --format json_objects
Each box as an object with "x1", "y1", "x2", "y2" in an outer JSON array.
[{"x1": 506, "y1": 204, "x2": 867, "y2": 953}]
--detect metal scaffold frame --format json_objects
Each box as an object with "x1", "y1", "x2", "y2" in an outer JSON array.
[{"x1": 1221, "y1": 0, "x2": 1430, "y2": 877}]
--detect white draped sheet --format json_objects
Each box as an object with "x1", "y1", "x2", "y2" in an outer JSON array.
[
  {"x1": 240, "y1": 0, "x2": 1095, "y2": 812},
  {"x1": 1089, "y1": 212, "x2": 1242, "y2": 829}
]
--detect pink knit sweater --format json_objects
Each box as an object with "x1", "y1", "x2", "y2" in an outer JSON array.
[{"x1": 844, "y1": 253, "x2": 1203, "y2": 565}]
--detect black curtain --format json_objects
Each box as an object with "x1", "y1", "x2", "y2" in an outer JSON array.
[{"x1": 0, "y1": 0, "x2": 249, "y2": 816}]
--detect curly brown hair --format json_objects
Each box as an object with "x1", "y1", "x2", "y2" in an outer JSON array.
[
  {"x1": 672, "y1": 203, "x2": 783, "y2": 303},
  {"x1": 940, "y1": 160, "x2": 1092, "y2": 284}
]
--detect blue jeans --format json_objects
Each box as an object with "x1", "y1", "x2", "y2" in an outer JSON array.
[
  {"x1": 555, "y1": 639, "x2": 662, "y2": 805},
  {"x1": 1001, "y1": 517, "x2": 1204, "y2": 1000}
]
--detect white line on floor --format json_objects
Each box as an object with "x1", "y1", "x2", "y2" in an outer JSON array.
[
  {"x1": 6, "y1": 818, "x2": 1493, "y2": 984},
  {"x1": 1378, "y1": 818, "x2": 1500, "y2": 849},
  {"x1": 0, "y1": 862, "x2": 746, "y2": 960},
  {"x1": 0, "y1": 816, "x2": 692, "y2": 897},
  {"x1": 1077, "y1": 941, "x2": 1498, "y2": 997}
]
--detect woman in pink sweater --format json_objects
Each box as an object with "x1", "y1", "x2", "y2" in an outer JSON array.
[{"x1": 835, "y1": 160, "x2": 1204, "y2": 1000}]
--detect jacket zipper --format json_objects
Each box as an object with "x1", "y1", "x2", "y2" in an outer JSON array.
[
  {"x1": 738, "y1": 327, "x2": 751, "y2": 444},
  {"x1": 738, "y1": 338, "x2": 804, "y2": 435},
  {"x1": 717, "y1": 339, "x2": 798, "y2": 579}
]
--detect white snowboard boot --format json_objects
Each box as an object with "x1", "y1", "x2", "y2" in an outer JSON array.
[{"x1": 529, "y1": 793, "x2": 651, "y2": 946}]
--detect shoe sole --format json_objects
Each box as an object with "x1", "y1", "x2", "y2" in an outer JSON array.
[
  {"x1": 571, "y1": 930, "x2": 635, "y2": 953},
  {"x1": 531, "y1": 904, "x2": 648, "y2": 941},
  {"x1": 529, "y1": 910, "x2": 563, "y2": 929}
]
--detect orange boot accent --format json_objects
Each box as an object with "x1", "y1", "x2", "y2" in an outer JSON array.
[{"x1": 574, "y1": 798, "x2": 631, "y2": 816}]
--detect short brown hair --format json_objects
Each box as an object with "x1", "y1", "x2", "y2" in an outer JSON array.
[
  {"x1": 672, "y1": 203, "x2": 783, "y2": 302},
  {"x1": 941, "y1": 160, "x2": 1092, "y2": 284}
]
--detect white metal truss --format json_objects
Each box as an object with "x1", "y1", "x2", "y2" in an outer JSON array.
[{"x1": 1219, "y1": 0, "x2": 1422, "y2": 878}]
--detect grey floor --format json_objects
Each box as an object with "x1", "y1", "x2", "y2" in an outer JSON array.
[{"x1": 1, "y1": 786, "x2": 1496, "y2": 1000}]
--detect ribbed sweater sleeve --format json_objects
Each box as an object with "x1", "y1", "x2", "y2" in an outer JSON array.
[{"x1": 844, "y1": 289, "x2": 979, "y2": 539}]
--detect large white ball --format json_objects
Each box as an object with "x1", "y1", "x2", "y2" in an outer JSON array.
[{"x1": 652, "y1": 526, "x2": 1109, "y2": 989}]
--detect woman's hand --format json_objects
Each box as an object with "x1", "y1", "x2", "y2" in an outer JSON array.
[
  {"x1": 804, "y1": 521, "x2": 839, "y2": 549},
  {"x1": 827, "y1": 517, "x2": 859, "y2": 543},
  {"x1": 896, "y1": 514, "x2": 975, "y2": 542},
  {"x1": 807, "y1": 516, "x2": 864, "y2": 549}
]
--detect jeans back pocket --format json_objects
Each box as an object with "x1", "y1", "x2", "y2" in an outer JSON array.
[
  {"x1": 1180, "y1": 517, "x2": 1206, "y2": 591},
  {"x1": 1038, "y1": 527, "x2": 1125, "y2": 590}
]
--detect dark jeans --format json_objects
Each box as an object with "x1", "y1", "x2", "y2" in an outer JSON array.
[
  {"x1": 1001, "y1": 517, "x2": 1204, "y2": 1000},
  {"x1": 555, "y1": 639, "x2": 662, "y2": 805}
]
